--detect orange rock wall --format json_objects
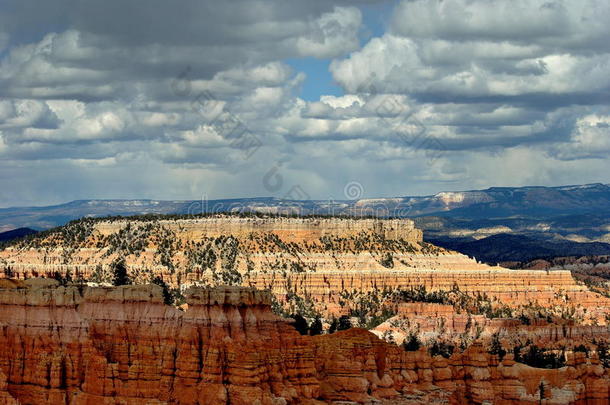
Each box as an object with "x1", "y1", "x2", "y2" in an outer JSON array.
[
  {"x1": 246, "y1": 269, "x2": 604, "y2": 307},
  {"x1": 0, "y1": 282, "x2": 608, "y2": 404},
  {"x1": 1, "y1": 216, "x2": 608, "y2": 314},
  {"x1": 94, "y1": 217, "x2": 422, "y2": 242},
  {"x1": 373, "y1": 303, "x2": 610, "y2": 345}
]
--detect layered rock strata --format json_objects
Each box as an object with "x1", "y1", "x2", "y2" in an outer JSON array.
[
  {"x1": 93, "y1": 217, "x2": 422, "y2": 242},
  {"x1": 372, "y1": 302, "x2": 610, "y2": 345},
  {"x1": 1, "y1": 216, "x2": 607, "y2": 311},
  {"x1": 246, "y1": 268, "x2": 604, "y2": 308},
  {"x1": 0, "y1": 281, "x2": 609, "y2": 404}
]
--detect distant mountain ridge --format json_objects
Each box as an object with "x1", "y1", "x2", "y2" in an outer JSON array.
[
  {"x1": 429, "y1": 234, "x2": 610, "y2": 264},
  {"x1": 2, "y1": 183, "x2": 610, "y2": 266},
  {"x1": 2, "y1": 183, "x2": 609, "y2": 232},
  {"x1": 0, "y1": 228, "x2": 38, "y2": 242}
]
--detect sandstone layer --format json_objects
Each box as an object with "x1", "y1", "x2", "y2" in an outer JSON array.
[
  {"x1": 372, "y1": 302, "x2": 610, "y2": 347},
  {"x1": 0, "y1": 281, "x2": 609, "y2": 404},
  {"x1": 1, "y1": 216, "x2": 607, "y2": 313}
]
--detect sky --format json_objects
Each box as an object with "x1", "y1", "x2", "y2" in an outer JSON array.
[{"x1": 0, "y1": 0, "x2": 609, "y2": 207}]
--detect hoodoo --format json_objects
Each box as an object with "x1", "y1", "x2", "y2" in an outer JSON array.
[{"x1": 0, "y1": 281, "x2": 608, "y2": 404}]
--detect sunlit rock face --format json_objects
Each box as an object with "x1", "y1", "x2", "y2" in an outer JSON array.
[
  {"x1": 1, "y1": 216, "x2": 610, "y2": 404},
  {"x1": 2, "y1": 215, "x2": 609, "y2": 326},
  {"x1": 0, "y1": 281, "x2": 608, "y2": 404}
]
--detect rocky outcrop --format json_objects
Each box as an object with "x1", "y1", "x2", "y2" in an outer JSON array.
[
  {"x1": 94, "y1": 217, "x2": 422, "y2": 242},
  {"x1": 246, "y1": 268, "x2": 605, "y2": 309},
  {"x1": 372, "y1": 303, "x2": 610, "y2": 347},
  {"x1": 314, "y1": 330, "x2": 610, "y2": 405},
  {"x1": 0, "y1": 281, "x2": 609, "y2": 404},
  {"x1": 0, "y1": 281, "x2": 318, "y2": 404},
  {"x1": 0, "y1": 217, "x2": 426, "y2": 280},
  {"x1": 2, "y1": 216, "x2": 607, "y2": 314}
]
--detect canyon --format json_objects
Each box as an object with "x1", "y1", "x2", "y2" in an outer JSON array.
[
  {"x1": 0, "y1": 281, "x2": 609, "y2": 405},
  {"x1": 1, "y1": 215, "x2": 610, "y2": 404}
]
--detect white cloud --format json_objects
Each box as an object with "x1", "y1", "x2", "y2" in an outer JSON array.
[
  {"x1": 0, "y1": 100, "x2": 61, "y2": 130},
  {"x1": 391, "y1": 0, "x2": 610, "y2": 51},
  {"x1": 330, "y1": 35, "x2": 610, "y2": 98},
  {"x1": 296, "y1": 7, "x2": 362, "y2": 58},
  {"x1": 0, "y1": 0, "x2": 609, "y2": 207},
  {"x1": 552, "y1": 114, "x2": 610, "y2": 160},
  {"x1": 323, "y1": 0, "x2": 610, "y2": 160}
]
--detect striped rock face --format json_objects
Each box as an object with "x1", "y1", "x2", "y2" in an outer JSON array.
[
  {"x1": 0, "y1": 216, "x2": 607, "y2": 314},
  {"x1": 0, "y1": 282, "x2": 609, "y2": 405}
]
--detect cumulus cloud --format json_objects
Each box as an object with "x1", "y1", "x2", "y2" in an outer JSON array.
[
  {"x1": 0, "y1": 0, "x2": 609, "y2": 207},
  {"x1": 0, "y1": 2, "x2": 364, "y2": 101},
  {"x1": 391, "y1": 0, "x2": 610, "y2": 51},
  {"x1": 333, "y1": 0, "x2": 610, "y2": 101},
  {"x1": 552, "y1": 113, "x2": 610, "y2": 160},
  {"x1": 295, "y1": 7, "x2": 362, "y2": 58},
  {"x1": 324, "y1": 0, "x2": 610, "y2": 158},
  {"x1": 0, "y1": 100, "x2": 61, "y2": 130},
  {"x1": 330, "y1": 35, "x2": 610, "y2": 100}
]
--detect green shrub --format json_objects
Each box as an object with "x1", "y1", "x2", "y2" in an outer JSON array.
[
  {"x1": 402, "y1": 332, "x2": 421, "y2": 351},
  {"x1": 488, "y1": 333, "x2": 507, "y2": 361},
  {"x1": 518, "y1": 345, "x2": 565, "y2": 369},
  {"x1": 338, "y1": 315, "x2": 352, "y2": 331},
  {"x1": 429, "y1": 341, "x2": 454, "y2": 359}
]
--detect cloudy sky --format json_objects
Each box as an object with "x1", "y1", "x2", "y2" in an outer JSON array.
[{"x1": 0, "y1": 0, "x2": 609, "y2": 207}]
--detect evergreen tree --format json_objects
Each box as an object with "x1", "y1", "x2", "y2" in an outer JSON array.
[
  {"x1": 429, "y1": 341, "x2": 454, "y2": 359},
  {"x1": 112, "y1": 258, "x2": 130, "y2": 286},
  {"x1": 290, "y1": 314, "x2": 309, "y2": 335},
  {"x1": 151, "y1": 276, "x2": 172, "y2": 305},
  {"x1": 328, "y1": 317, "x2": 338, "y2": 334},
  {"x1": 338, "y1": 315, "x2": 352, "y2": 331},
  {"x1": 53, "y1": 271, "x2": 72, "y2": 286},
  {"x1": 309, "y1": 316, "x2": 323, "y2": 336},
  {"x1": 402, "y1": 332, "x2": 421, "y2": 351},
  {"x1": 488, "y1": 333, "x2": 507, "y2": 360}
]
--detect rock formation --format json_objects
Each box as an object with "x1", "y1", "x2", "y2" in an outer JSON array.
[
  {"x1": 1, "y1": 215, "x2": 607, "y2": 315},
  {"x1": 372, "y1": 302, "x2": 610, "y2": 347},
  {"x1": 0, "y1": 281, "x2": 609, "y2": 404}
]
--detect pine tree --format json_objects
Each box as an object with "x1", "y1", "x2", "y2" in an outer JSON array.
[
  {"x1": 151, "y1": 276, "x2": 172, "y2": 305},
  {"x1": 338, "y1": 315, "x2": 352, "y2": 331},
  {"x1": 328, "y1": 317, "x2": 338, "y2": 334},
  {"x1": 488, "y1": 332, "x2": 506, "y2": 360},
  {"x1": 290, "y1": 314, "x2": 309, "y2": 335},
  {"x1": 309, "y1": 316, "x2": 323, "y2": 336},
  {"x1": 402, "y1": 332, "x2": 421, "y2": 351},
  {"x1": 112, "y1": 258, "x2": 130, "y2": 286}
]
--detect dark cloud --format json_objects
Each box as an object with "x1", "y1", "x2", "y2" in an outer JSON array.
[{"x1": 0, "y1": 0, "x2": 609, "y2": 207}]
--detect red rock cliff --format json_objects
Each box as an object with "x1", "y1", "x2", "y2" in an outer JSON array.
[{"x1": 0, "y1": 280, "x2": 608, "y2": 404}]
